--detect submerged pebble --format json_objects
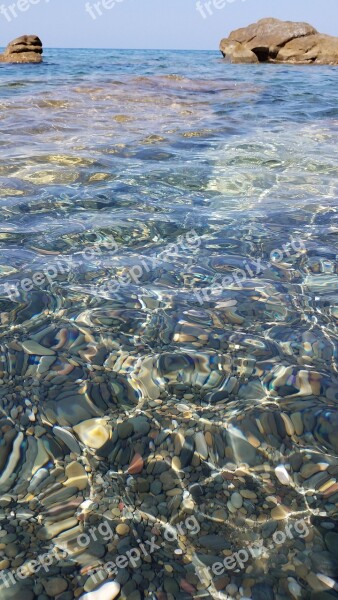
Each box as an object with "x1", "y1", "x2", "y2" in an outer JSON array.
[{"x1": 79, "y1": 581, "x2": 120, "y2": 600}]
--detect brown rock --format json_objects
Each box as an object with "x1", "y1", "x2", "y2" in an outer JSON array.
[
  {"x1": 10, "y1": 35, "x2": 42, "y2": 47},
  {"x1": 220, "y1": 18, "x2": 338, "y2": 65},
  {"x1": 9, "y1": 45, "x2": 43, "y2": 55},
  {"x1": 229, "y1": 18, "x2": 316, "y2": 60},
  {"x1": 219, "y1": 40, "x2": 258, "y2": 64},
  {"x1": 116, "y1": 523, "x2": 130, "y2": 536},
  {"x1": 0, "y1": 35, "x2": 43, "y2": 64},
  {"x1": 127, "y1": 452, "x2": 144, "y2": 474},
  {"x1": 277, "y1": 33, "x2": 338, "y2": 64}
]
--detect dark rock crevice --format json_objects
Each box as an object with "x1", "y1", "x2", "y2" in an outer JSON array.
[{"x1": 251, "y1": 47, "x2": 270, "y2": 62}]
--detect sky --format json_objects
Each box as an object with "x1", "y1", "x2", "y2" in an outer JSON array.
[{"x1": 0, "y1": 0, "x2": 337, "y2": 50}]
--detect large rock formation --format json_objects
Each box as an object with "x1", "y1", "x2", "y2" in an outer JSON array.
[
  {"x1": 0, "y1": 35, "x2": 43, "y2": 64},
  {"x1": 220, "y1": 18, "x2": 338, "y2": 65}
]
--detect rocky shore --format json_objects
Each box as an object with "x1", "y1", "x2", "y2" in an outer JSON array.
[
  {"x1": 220, "y1": 18, "x2": 338, "y2": 65},
  {"x1": 0, "y1": 35, "x2": 43, "y2": 64}
]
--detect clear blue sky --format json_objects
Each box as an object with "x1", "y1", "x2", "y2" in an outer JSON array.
[{"x1": 1, "y1": 0, "x2": 337, "y2": 49}]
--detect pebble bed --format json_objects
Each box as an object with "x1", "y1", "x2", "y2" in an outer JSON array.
[{"x1": 0, "y1": 50, "x2": 337, "y2": 600}]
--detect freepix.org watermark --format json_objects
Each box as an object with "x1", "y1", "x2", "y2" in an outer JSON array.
[
  {"x1": 4, "y1": 234, "x2": 120, "y2": 301},
  {"x1": 85, "y1": 0, "x2": 125, "y2": 20},
  {"x1": 0, "y1": 520, "x2": 114, "y2": 589},
  {"x1": 90, "y1": 229, "x2": 201, "y2": 298},
  {"x1": 87, "y1": 515, "x2": 200, "y2": 587},
  {"x1": 3, "y1": 229, "x2": 200, "y2": 301},
  {"x1": 194, "y1": 236, "x2": 306, "y2": 305},
  {"x1": 0, "y1": 515, "x2": 201, "y2": 590},
  {"x1": 200, "y1": 519, "x2": 310, "y2": 580},
  {"x1": 0, "y1": 0, "x2": 50, "y2": 22},
  {"x1": 196, "y1": 0, "x2": 246, "y2": 20}
]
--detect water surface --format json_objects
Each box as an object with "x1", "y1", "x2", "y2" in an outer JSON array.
[{"x1": 0, "y1": 49, "x2": 338, "y2": 600}]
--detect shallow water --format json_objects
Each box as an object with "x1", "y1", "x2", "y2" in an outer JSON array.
[{"x1": 0, "y1": 49, "x2": 338, "y2": 600}]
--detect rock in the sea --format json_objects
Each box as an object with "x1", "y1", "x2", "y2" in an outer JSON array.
[
  {"x1": 252, "y1": 582, "x2": 275, "y2": 600},
  {"x1": 220, "y1": 18, "x2": 338, "y2": 65},
  {"x1": 79, "y1": 581, "x2": 120, "y2": 600},
  {"x1": 277, "y1": 34, "x2": 338, "y2": 65},
  {"x1": 73, "y1": 419, "x2": 111, "y2": 450},
  {"x1": 325, "y1": 532, "x2": 338, "y2": 556},
  {"x1": 275, "y1": 465, "x2": 291, "y2": 486},
  {"x1": 0, "y1": 35, "x2": 43, "y2": 64},
  {"x1": 311, "y1": 552, "x2": 338, "y2": 578},
  {"x1": 127, "y1": 452, "x2": 144, "y2": 474},
  {"x1": 218, "y1": 40, "x2": 258, "y2": 64},
  {"x1": 227, "y1": 18, "x2": 316, "y2": 60},
  {"x1": 42, "y1": 577, "x2": 68, "y2": 596}
]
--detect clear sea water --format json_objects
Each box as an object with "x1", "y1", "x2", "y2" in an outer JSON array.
[{"x1": 0, "y1": 49, "x2": 338, "y2": 600}]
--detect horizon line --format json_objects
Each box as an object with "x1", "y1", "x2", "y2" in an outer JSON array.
[
  {"x1": 0, "y1": 45, "x2": 218, "y2": 52},
  {"x1": 44, "y1": 47, "x2": 218, "y2": 51}
]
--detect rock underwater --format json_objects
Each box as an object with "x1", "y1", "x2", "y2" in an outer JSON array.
[
  {"x1": 0, "y1": 35, "x2": 43, "y2": 63},
  {"x1": 220, "y1": 18, "x2": 338, "y2": 65}
]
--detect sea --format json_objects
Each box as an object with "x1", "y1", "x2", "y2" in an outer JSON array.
[{"x1": 0, "y1": 49, "x2": 338, "y2": 600}]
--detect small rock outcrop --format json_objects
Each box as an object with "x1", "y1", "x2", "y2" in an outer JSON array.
[
  {"x1": 220, "y1": 40, "x2": 259, "y2": 64},
  {"x1": 0, "y1": 35, "x2": 43, "y2": 64},
  {"x1": 220, "y1": 18, "x2": 338, "y2": 65}
]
